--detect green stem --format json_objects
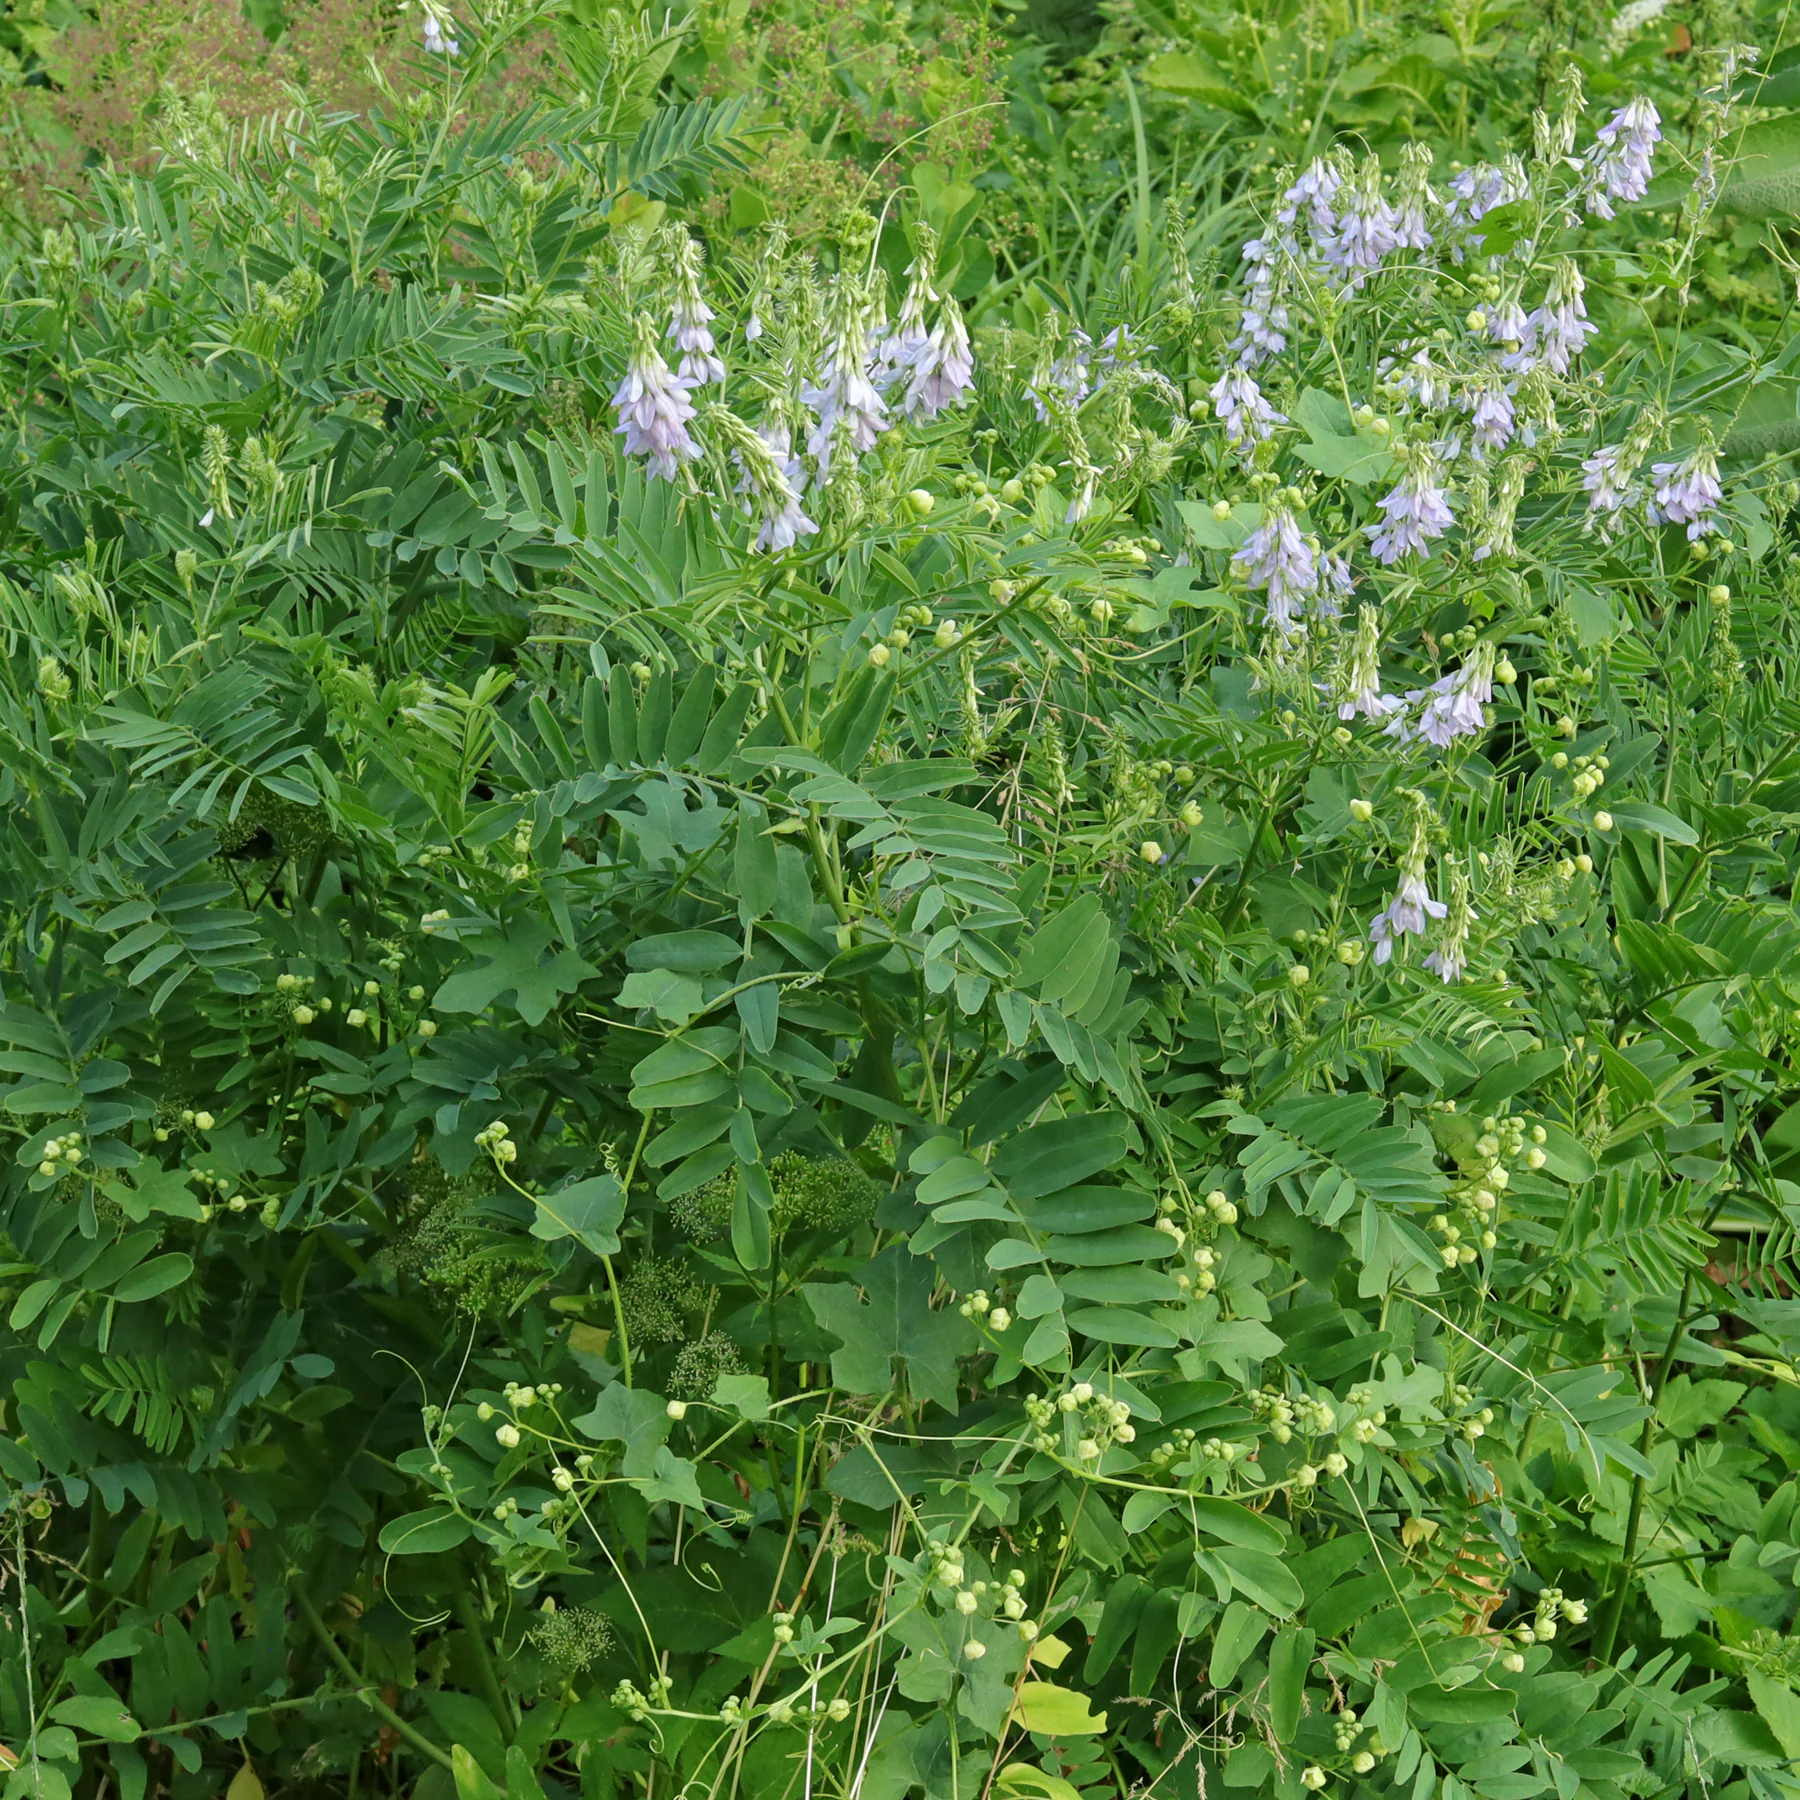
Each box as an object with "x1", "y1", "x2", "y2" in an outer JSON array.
[
  {"x1": 454, "y1": 1588, "x2": 516, "y2": 1735},
  {"x1": 293, "y1": 1586, "x2": 454, "y2": 1773},
  {"x1": 1591, "y1": 1270, "x2": 1694, "y2": 1665}
]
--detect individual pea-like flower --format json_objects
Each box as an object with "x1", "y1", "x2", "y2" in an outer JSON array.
[
  {"x1": 1648, "y1": 428, "x2": 1724, "y2": 540},
  {"x1": 1211, "y1": 367, "x2": 1284, "y2": 456},
  {"x1": 1368, "y1": 801, "x2": 1447, "y2": 965},
  {"x1": 802, "y1": 277, "x2": 887, "y2": 484},
  {"x1": 1335, "y1": 605, "x2": 1403, "y2": 722},
  {"x1": 1584, "y1": 97, "x2": 1661, "y2": 219},
  {"x1": 1367, "y1": 448, "x2": 1454, "y2": 565},
  {"x1": 1232, "y1": 499, "x2": 1321, "y2": 634},
  {"x1": 612, "y1": 313, "x2": 700, "y2": 481},
  {"x1": 660, "y1": 226, "x2": 724, "y2": 387}
]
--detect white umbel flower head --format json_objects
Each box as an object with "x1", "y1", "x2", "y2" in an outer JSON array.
[{"x1": 613, "y1": 313, "x2": 699, "y2": 481}]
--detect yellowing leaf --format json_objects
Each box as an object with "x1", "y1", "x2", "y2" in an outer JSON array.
[
  {"x1": 1028, "y1": 1633, "x2": 1071, "y2": 1669},
  {"x1": 996, "y1": 1765, "x2": 1085, "y2": 1800},
  {"x1": 227, "y1": 1762, "x2": 266, "y2": 1800},
  {"x1": 1011, "y1": 1681, "x2": 1107, "y2": 1737}
]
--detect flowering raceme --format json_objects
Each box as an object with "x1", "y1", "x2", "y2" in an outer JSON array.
[{"x1": 613, "y1": 315, "x2": 699, "y2": 481}]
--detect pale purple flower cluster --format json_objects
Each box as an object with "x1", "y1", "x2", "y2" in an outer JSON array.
[
  {"x1": 905, "y1": 309, "x2": 974, "y2": 419},
  {"x1": 745, "y1": 423, "x2": 818, "y2": 552},
  {"x1": 1369, "y1": 871, "x2": 1448, "y2": 965},
  {"x1": 1211, "y1": 368, "x2": 1284, "y2": 455},
  {"x1": 1231, "y1": 239, "x2": 1290, "y2": 366},
  {"x1": 1367, "y1": 455, "x2": 1454, "y2": 565},
  {"x1": 1387, "y1": 644, "x2": 1496, "y2": 749},
  {"x1": 1649, "y1": 439, "x2": 1723, "y2": 539},
  {"x1": 1525, "y1": 259, "x2": 1597, "y2": 376},
  {"x1": 1280, "y1": 158, "x2": 1344, "y2": 240},
  {"x1": 1328, "y1": 165, "x2": 1401, "y2": 280},
  {"x1": 803, "y1": 284, "x2": 887, "y2": 484},
  {"x1": 1462, "y1": 375, "x2": 1517, "y2": 457},
  {"x1": 1337, "y1": 605, "x2": 1401, "y2": 723},
  {"x1": 663, "y1": 230, "x2": 725, "y2": 387},
  {"x1": 1030, "y1": 330, "x2": 1093, "y2": 422},
  {"x1": 1584, "y1": 98, "x2": 1661, "y2": 219},
  {"x1": 1395, "y1": 346, "x2": 1452, "y2": 412},
  {"x1": 1581, "y1": 444, "x2": 1634, "y2": 523},
  {"x1": 421, "y1": 4, "x2": 459, "y2": 53},
  {"x1": 613, "y1": 317, "x2": 699, "y2": 481},
  {"x1": 1232, "y1": 502, "x2": 1320, "y2": 635},
  {"x1": 1392, "y1": 143, "x2": 1437, "y2": 252},
  {"x1": 1423, "y1": 929, "x2": 1472, "y2": 983},
  {"x1": 1446, "y1": 158, "x2": 1527, "y2": 258}
]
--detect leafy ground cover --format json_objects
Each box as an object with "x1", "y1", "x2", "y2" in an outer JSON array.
[{"x1": 7, "y1": 4, "x2": 1800, "y2": 1800}]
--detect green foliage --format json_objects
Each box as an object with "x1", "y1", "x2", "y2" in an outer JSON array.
[{"x1": 6, "y1": 5, "x2": 1800, "y2": 1800}]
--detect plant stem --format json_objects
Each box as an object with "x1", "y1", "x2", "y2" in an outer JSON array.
[
  {"x1": 292, "y1": 1586, "x2": 454, "y2": 1773},
  {"x1": 1591, "y1": 1270, "x2": 1694, "y2": 1664}
]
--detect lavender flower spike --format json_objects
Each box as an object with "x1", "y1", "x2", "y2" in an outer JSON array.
[
  {"x1": 802, "y1": 277, "x2": 887, "y2": 485},
  {"x1": 1401, "y1": 641, "x2": 1497, "y2": 750},
  {"x1": 1367, "y1": 449, "x2": 1454, "y2": 565},
  {"x1": 1336, "y1": 605, "x2": 1402, "y2": 722},
  {"x1": 1423, "y1": 862, "x2": 1478, "y2": 984},
  {"x1": 905, "y1": 305, "x2": 974, "y2": 420},
  {"x1": 1649, "y1": 429, "x2": 1724, "y2": 540},
  {"x1": 612, "y1": 313, "x2": 700, "y2": 481},
  {"x1": 1585, "y1": 97, "x2": 1661, "y2": 220},
  {"x1": 1526, "y1": 259, "x2": 1597, "y2": 377},
  {"x1": 1368, "y1": 808, "x2": 1447, "y2": 966},
  {"x1": 662, "y1": 228, "x2": 725, "y2": 387},
  {"x1": 420, "y1": 0, "x2": 459, "y2": 53},
  {"x1": 1231, "y1": 498, "x2": 1317, "y2": 635},
  {"x1": 1211, "y1": 368, "x2": 1284, "y2": 456}
]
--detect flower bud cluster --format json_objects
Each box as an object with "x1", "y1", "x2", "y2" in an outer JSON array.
[
  {"x1": 35, "y1": 1131, "x2": 84, "y2": 1179},
  {"x1": 958, "y1": 1288, "x2": 1014, "y2": 1333},
  {"x1": 1023, "y1": 1381, "x2": 1135, "y2": 1456},
  {"x1": 476, "y1": 1119, "x2": 520, "y2": 1166}
]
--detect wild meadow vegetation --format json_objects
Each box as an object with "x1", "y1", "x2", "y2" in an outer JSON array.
[{"x1": 7, "y1": 0, "x2": 1800, "y2": 1798}]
